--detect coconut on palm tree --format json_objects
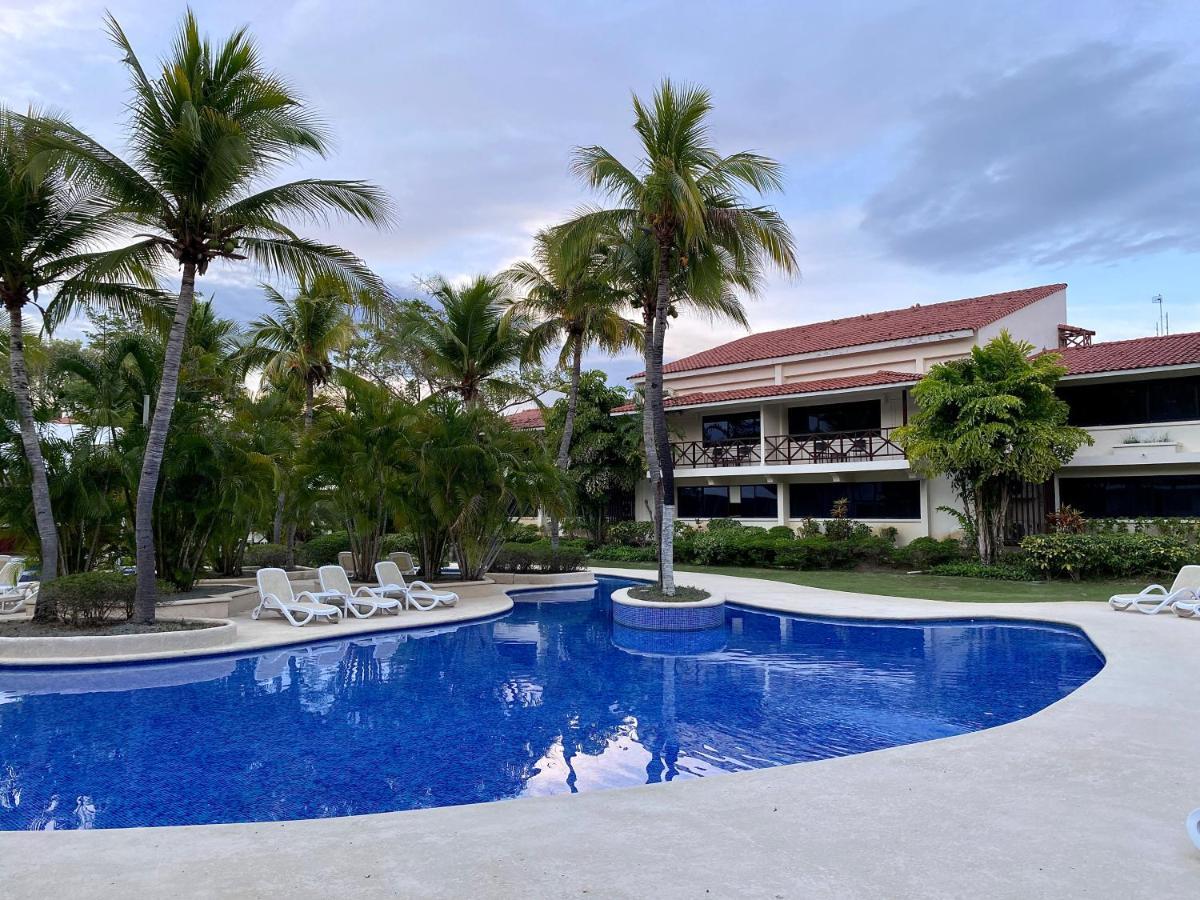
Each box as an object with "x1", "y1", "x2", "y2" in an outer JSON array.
[
  {"x1": 43, "y1": 12, "x2": 392, "y2": 621},
  {"x1": 0, "y1": 108, "x2": 160, "y2": 610},
  {"x1": 505, "y1": 228, "x2": 640, "y2": 544},
  {"x1": 404, "y1": 274, "x2": 528, "y2": 407},
  {"x1": 568, "y1": 80, "x2": 798, "y2": 594}
]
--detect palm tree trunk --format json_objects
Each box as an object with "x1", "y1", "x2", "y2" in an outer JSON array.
[
  {"x1": 304, "y1": 379, "x2": 315, "y2": 429},
  {"x1": 272, "y1": 489, "x2": 285, "y2": 544},
  {"x1": 639, "y1": 302, "x2": 664, "y2": 584},
  {"x1": 133, "y1": 262, "x2": 197, "y2": 623},
  {"x1": 7, "y1": 301, "x2": 59, "y2": 616},
  {"x1": 648, "y1": 237, "x2": 676, "y2": 594},
  {"x1": 548, "y1": 338, "x2": 584, "y2": 551}
]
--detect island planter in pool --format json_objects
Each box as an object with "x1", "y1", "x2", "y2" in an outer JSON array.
[{"x1": 609, "y1": 586, "x2": 726, "y2": 631}]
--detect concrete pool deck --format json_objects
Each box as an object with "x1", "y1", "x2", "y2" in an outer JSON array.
[{"x1": 1, "y1": 566, "x2": 1197, "y2": 898}]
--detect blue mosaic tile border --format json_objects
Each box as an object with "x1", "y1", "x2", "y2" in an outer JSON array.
[
  {"x1": 612, "y1": 598, "x2": 726, "y2": 631},
  {"x1": 611, "y1": 622, "x2": 728, "y2": 656}
]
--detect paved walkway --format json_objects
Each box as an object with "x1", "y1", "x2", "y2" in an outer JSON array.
[{"x1": 1, "y1": 567, "x2": 1197, "y2": 898}]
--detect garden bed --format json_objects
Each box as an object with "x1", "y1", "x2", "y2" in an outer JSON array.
[
  {"x1": 628, "y1": 585, "x2": 711, "y2": 603},
  {"x1": 0, "y1": 620, "x2": 216, "y2": 638}
]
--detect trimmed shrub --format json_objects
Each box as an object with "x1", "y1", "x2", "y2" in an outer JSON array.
[
  {"x1": 380, "y1": 532, "x2": 417, "y2": 555},
  {"x1": 1020, "y1": 532, "x2": 1192, "y2": 581},
  {"x1": 590, "y1": 544, "x2": 658, "y2": 562},
  {"x1": 504, "y1": 523, "x2": 543, "y2": 544},
  {"x1": 244, "y1": 542, "x2": 289, "y2": 568},
  {"x1": 891, "y1": 536, "x2": 965, "y2": 570},
  {"x1": 606, "y1": 521, "x2": 655, "y2": 547},
  {"x1": 767, "y1": 526, "x2": 797, "y2": 539},
  {"x1": 297, "y1": 532, "x2": 349, "y2": 567},
  {"x1": 38, "y1": 572, "x2": 172, "y2": 625},
  {"x1": 706, "y1": 518, "x2": 743, "y2": 532},
  {"x1": 490, "y1": 541, "x2": 587, "y2": 574},
  {"x1": 929, "y1": 560, "x2": 1040, "y2": 580}
]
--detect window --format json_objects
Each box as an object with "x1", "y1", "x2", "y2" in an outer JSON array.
[
  {"x1": 1059, "y1": 475, "x2": 1200, "y2": 518},
  {"x1": 738, "y1": 484, "x2": 778, "y2": 518},
  {"x1": 702, "y1": 411, "x2": 760, "y2": 446},
  {"x1": 788, "y1": 400, "x2": 881, "y2": 435},
  {"x1": 678, "y1": 486, "x2": 730, "y2": 518},
  {"x1": 1058, "y1": 376, "x2": 1200, "y2": 427},
  {"x1": 789, "y1": 480, "x2": 921, "y2": 519}
]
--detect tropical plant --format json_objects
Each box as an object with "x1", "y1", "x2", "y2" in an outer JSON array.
[
  {"x1": 242, "y1": 275, "x2": 357, "y2": 428},
  {"x1": 403, "y1": 274, "x2": 528, "y2": 408},
  {"x1": 505, "y1": 230, "x2": 640, "y2": 544},
  {"x1": 0, "y1": 108, "x2": 158, "y2": 607},
  {"x1": 895, "y1": 332, "x2": 1092, "y2": 564},
  {"x1": 568, "y1": 79, "x2": 797, "y2": 593},
  {"x1": 42, "y1": 11, "x2": 392, "y2": 620}
]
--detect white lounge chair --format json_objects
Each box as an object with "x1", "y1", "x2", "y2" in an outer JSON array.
[
  {"x1": 374, "y1": 560, "x2": 458, "y2": 611},
  {"x1": 388, "y1": 551, "x2": 418, "y2": 577},
  {"x1": 1188, "y1": 808, "x2": 1200, "y2": 850},
  {"x1": 0, "y1": 560, "x2": 34, "y2": 615},
  {"x1": 317, "y1": 565, "x2": 401, "y2": 618},
  {"x1": 1110, "y1": 566, "x2": 1200, "y2": 614},
  {"x1": 253, "y1": 567, "x2": 342, "y2": 627}
]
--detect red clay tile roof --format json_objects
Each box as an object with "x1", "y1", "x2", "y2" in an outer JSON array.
[
  {"x1": 1056, "y1": 331, "x2": 1200, "y2": 376},
  {"x1": 611, "y1": 371, "x2": 919, "y2": 413},
  {"x1": 504, "y1": 407, "x2": 545, "y2": 430},
  {"x1": 644, "y1": 283, "x2": 1067, "y2": 377}
]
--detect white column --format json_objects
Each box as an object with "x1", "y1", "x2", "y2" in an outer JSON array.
[{"x1": 777, "y1": 482, "x2": 789, "y2": 526}]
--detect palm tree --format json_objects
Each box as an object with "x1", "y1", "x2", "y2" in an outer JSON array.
[
  {"x1": 242, "y1": 276, "x2": 356, "y2": 429},
  {"x1": 404, "y1": 274, "x2": 527, "y2": 407},
  {"x1": 0, "y1": 108, "x2": 156, "y2": 607},
  {"x1": 569, "y1": 80, "x2": 798, "y2": 593},
  {"x1": 505, "y1": 229, "x2": 640, "y2": 544},
  {"x1": 44, "y1": 12, "x2": 392, "y2": 621}
]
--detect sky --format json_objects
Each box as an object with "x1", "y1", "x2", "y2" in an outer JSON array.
[{"x1": 3, "y1": 0, "x2": 1199, "y2": 385}]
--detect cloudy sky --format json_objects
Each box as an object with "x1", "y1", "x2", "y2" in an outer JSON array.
[{"x1": 3, "y1": 0, "x2": 1199, "y2": 383}]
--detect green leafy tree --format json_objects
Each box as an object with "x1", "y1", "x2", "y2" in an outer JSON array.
[
  {"x1": 541, "y1": 371, "x2": 644, "y2": 542},
  {"x1": 404, "y1": 275, "x2": 528, "y2": 408},
  {"x1": 895, "y1": 332, "x2": 1092, "y2": 564},
  {"x1": 568, "y1": 80, "x2": 797, "y2": 593},
  {"x1": 0, "y1": 109, "x2": 157, "y2": 601},
  {"x1": 44, "y1": 12, "x2": 392, "y2": 620},
  {"x1": 505, "y1": 229, "x2": 640, "y2": 544}
]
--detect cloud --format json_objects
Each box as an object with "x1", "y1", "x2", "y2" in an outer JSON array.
[{"x1": 862, "y1": 43, "x2": 1200, "y2": 270}]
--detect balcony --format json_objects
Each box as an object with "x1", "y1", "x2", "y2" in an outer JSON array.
[{"x1": 671, "y1": 428, "x2": 906, "y2": 470}]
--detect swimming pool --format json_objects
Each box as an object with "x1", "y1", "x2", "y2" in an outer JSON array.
[{"x1": 0, "y1": 577, "x2": 1103, "y2": 831}]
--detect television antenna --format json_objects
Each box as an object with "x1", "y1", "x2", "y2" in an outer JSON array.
[{"x1": 1152, "y1": 294, "x2": 1169, "y2": 336}]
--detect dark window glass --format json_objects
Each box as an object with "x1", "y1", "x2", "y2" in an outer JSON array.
[
  {"x1": 702, "y1": 412, "x2": 760, "y2": 446},
  {"x1": 737, "y1": 484, "x2": 778, "y2": 518},
  {"x1": 787, "y1": 400, "x2": 881, "y2": 435},
  {"x1": 789, "y1": 480, "x2": 921, "y2": 519},
  {"x1": 677, "y1": 486, "x2": 730, "y2": 518},
  {"x1": 1058, "y1": 376, "x2": 1200, "y2": 427},
  {"x1": 1059, "y1": 475, "x2": 1200, "y2": 517}
]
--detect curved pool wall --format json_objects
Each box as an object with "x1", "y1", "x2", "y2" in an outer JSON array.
[{"x1": 0, "y1": 577, "x2": 1103, "y2": 831}]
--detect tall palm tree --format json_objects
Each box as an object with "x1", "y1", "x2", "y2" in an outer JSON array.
[
  {"x1": 404, "y1": 274, "x2": 527, "y2": 407},
  {"x1": 44, "y1": 12, "x2": 392, "y2": 621},
  {"x1": 0, "y1": 108, "x2": 156, "y2": 606},
  {"x1": 242, "y1": 275, "x2": 356, "y2": 429},
  {"x1": 505, "y1": 229, "x2": 640, "y2": 544},
  {"x1": 569, "y1": 80, "x2": 798, "y2": 593}
]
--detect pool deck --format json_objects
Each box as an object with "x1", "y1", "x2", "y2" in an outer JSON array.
[{"x1": 1, "y1": 566, "x2": 1198, "y2": 898}]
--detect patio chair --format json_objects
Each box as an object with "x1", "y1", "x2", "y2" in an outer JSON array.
[
  {"x1": 253, "y1": 567, "x2": 342, "y2": 627},
  {"x1": 374, "y1": 560, "x2": 458, "y2": 611},
  {"x1": 317, "y1": 565, "x2": 401, "y2": 618},
  {"x1": 0, "y1": 560, "x2": 34, "y2": 615},
  {"x1": 388, "y1": 551, "x2": 418, "y2": 577},
  {"x1": 1109, "y1": 566, "x2": 1200, "y2": 614},
  {"x1": 337, "y1": 550, "x2": 355, "y2": 572}
]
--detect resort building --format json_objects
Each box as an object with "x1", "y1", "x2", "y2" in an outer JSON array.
[{"x1": 619, "y1": 284, "x2": 1200, "y2": 543}]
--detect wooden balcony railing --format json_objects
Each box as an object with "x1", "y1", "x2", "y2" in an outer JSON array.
[{"x1": 671, "y1": 429, "x2": 906, "y2": 469}]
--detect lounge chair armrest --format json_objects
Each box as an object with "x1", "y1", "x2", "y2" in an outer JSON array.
[
  {"x1": 354, "y1": 586, "x2": 384, "y2": 598},
  {"x1": 295, "y1": 590, "x2": 328, "y2": 605},
  {"x1": 411, "y1": 580, "x2": 435, "y2": 592},
  {"x1": 260, "y1": 591, "x2": 282, "y2": 605},
  {"x1": 1140, "y1": 584, "x2": 1168, "y2": 595}
]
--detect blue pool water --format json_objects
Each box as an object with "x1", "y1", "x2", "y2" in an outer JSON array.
[{"x1": 0, "y1": 577, "x2": 1102, "y2": 830}]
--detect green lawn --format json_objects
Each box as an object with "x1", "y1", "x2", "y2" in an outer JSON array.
[{"x1": 591, "y1": 560, "x2": 1140, "y2": 603}]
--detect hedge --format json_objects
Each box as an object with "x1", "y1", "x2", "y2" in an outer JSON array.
[
  {"x1": 1020, "y1": 532, "x2": 1193, "y2": 581},
  {"x1": 38, "y1": 572, "x2": 173, "y2": 626},
  {"x1": 489, "y1": 541, "x2": 587, "y2": 574}
]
